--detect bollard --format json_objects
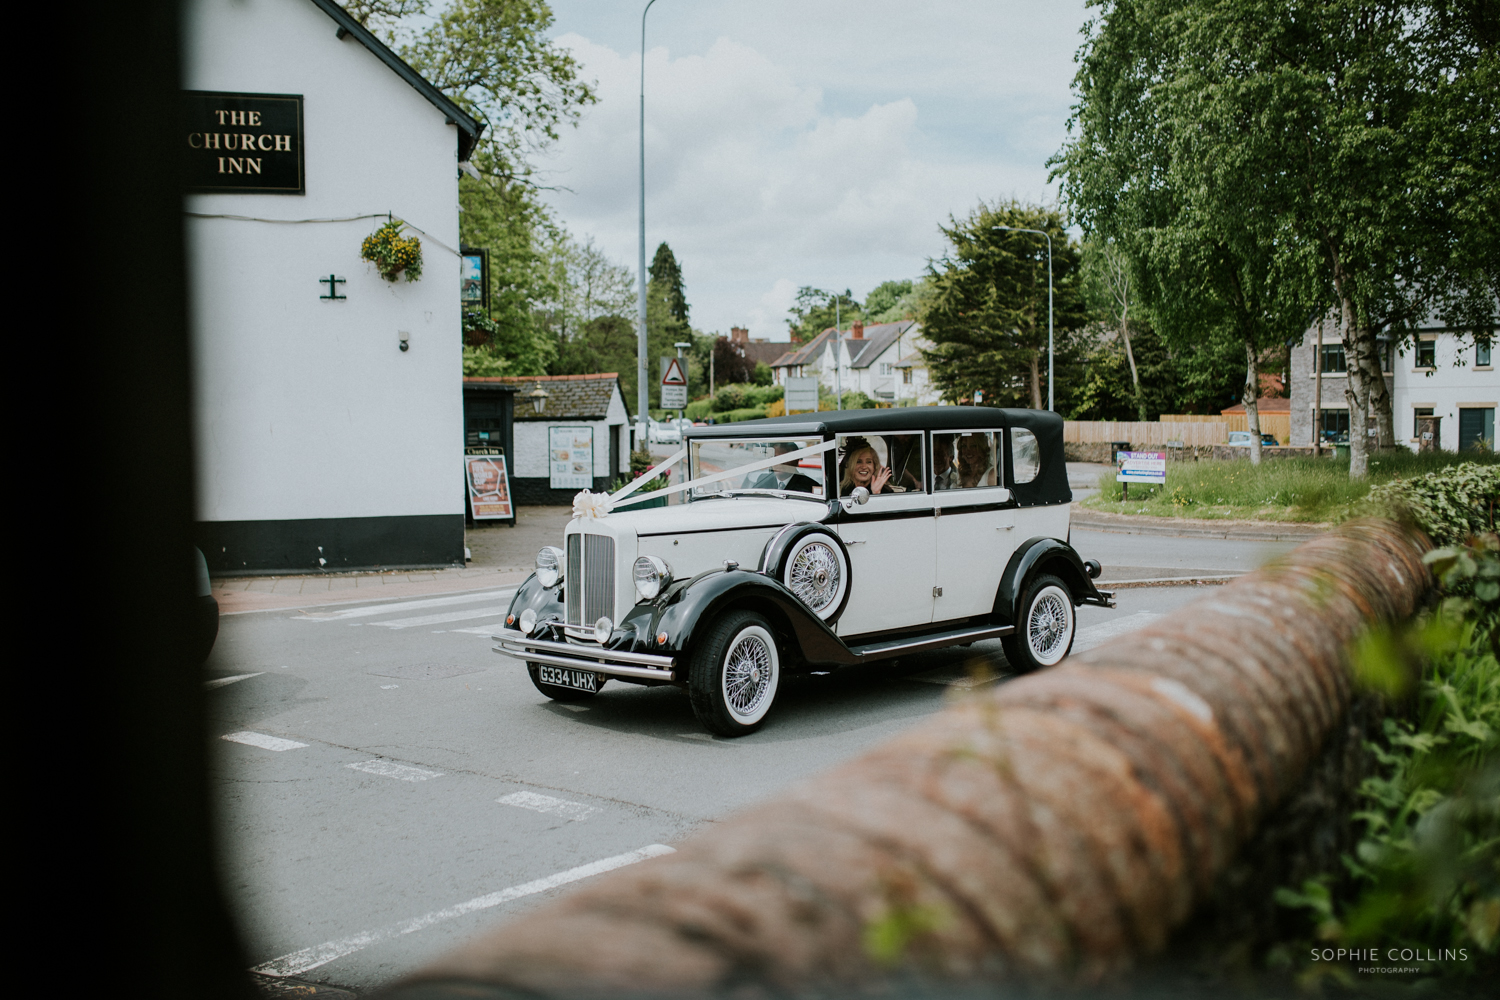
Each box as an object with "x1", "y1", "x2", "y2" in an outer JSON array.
[{"x1": 393, "y1": 520, "x2": 1430, "y2": 996}]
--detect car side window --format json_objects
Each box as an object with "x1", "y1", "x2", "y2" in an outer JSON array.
[
  {"x1": 837, "y1": 433, "x2": 924, "y2": 496},
  {"x1": 1010, "y1": 428, "x2": 1040, "y2": 485},
  {"x1": 932, "y1": 431, "x2": 999, "y2": 490}
]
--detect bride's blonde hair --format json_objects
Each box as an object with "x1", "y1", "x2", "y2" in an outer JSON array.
[{"x1": 838, "y1": 438, "x2": 878, "y2": 494}]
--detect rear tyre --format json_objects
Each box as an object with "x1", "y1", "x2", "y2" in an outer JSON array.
[
  {"x1": 1000, "y1": 573, "x2": 1075, "y2": 674},
  {"x1": 526, "y1": 662, "x2": 601, "y2": 702},
  {"x1": 688, "y1": 611, "x2": 780, "y2": 736}
]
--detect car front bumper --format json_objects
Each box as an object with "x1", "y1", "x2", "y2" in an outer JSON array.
[{"x1": 493, "y1": 628, "x2": 678, "y2": 682}]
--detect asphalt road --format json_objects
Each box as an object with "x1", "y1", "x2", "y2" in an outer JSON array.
[{"x1": 211, "y1": 512, "x2": 1302, "y2": 995}]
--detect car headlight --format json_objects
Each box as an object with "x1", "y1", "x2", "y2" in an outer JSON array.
[
  {"x1": 593, "y1": 616, "x2": 614, "y2": 644},
  {"x1": 633, "y1": 555, "x2": 673, "y2": 600},
  {"x1": 535, "y1": 546, "x2": 564, "y2": 588},
  {"x1": 518, "y1": 608, "x2": 537, "y2": 634}
]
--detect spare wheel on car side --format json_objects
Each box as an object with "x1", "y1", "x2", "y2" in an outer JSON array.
[{"x1": 765, "y1": 525, "x2": 850, "y2": 622}]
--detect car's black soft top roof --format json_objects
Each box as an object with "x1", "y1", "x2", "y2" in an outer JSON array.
[
  {"x1": 683, "y1": 406, "x2": 1070, "y2": 507},
  {"x1": 682, "y1": 406, "x2": 1052, "y2": 437}
]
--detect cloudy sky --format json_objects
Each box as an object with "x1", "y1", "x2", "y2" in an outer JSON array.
[{"x1": 538, "y1": 1, "x2": 1091, "y2": 341}]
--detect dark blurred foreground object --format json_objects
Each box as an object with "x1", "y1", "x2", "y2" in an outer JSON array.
[
  {"x1": 194, "y1": 546, "x2": 221, "y2": 664},
  {"x1": 54, "y1": 0, "x2": 254, "y2": 995},
  {"x1": 385, "y1": 520, "x2": 1430, "y2": 997}
]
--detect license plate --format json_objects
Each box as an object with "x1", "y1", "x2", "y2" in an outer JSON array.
[{"x1": 537, "y1": 665, "x2": 601, "y2": 692}]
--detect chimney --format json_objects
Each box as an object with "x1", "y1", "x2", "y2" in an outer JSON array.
[
  {"x1": 730, "y1": 326, "x2": 748, "y2": 345},
  {"x1": 851, "y1": 321, "x2": 864, "y2": 340}
]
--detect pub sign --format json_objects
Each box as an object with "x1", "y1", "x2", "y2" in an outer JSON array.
[{"x1": 183, "y1": 91, "x2": 304, "y2": 194}]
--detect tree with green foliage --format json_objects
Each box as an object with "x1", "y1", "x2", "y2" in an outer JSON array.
[
  {"x1": 786, "y1": 287, "x2": 863, "y2": 340},
  {"x1": 1079, "y1": 239, "x2": 1148, "y2": 421},
  {"x1": 649, "y1": 243, "x2": 689, "y2": 326},
  {"x1": 919, "y1": 200, "x2": 1086, "y2": 410},
  {"x1": 1054, "y1": 0, "x2": 1497, "y2": 476}
]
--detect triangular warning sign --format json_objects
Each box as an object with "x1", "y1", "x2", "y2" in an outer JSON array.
[{"x1": 661, "y1": 357, "x2": 688, "y2": 386}]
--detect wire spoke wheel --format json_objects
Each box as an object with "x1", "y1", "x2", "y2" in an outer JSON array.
[
  {"x1": 1002, "y1": 574, "x2": 1075, "y2": 673},
  {"x1": 723, "y1": 632, "x2": 774, "y2": 721},
  {"x1": 688, "y1": 612, "x2": 781, "y2": 736},
  {"x1": 781, "y1": 532, "x2": 848, "y2": 621},
  {"x1": 1027, "y1": 590, "x2": 1071, "y2": 660}
]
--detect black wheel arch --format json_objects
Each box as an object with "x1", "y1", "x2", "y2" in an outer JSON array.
[
  {"x1": 994, "y1": 536, "x2": 1108, "y2": 625},
  {"x1": 656, "y1": 570, "x2": 857, "y2": 668}
]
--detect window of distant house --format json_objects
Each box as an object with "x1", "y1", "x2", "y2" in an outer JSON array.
[
  {"x1": 902, "y1": 369, "x2": 913, "y2": 385},
  {"x1": 1478, "y1": 341, "x2": 1493, "y2": 367},
  {"x1": 1379, "y1": 339, "x2": 1394, "y2": 373},
  {"x1": 1318, "y1": 343, "x2": 1347, "y2": 374},
  {"x1": 879, "y1": 363, "x2": 893, "y2": 376},
  {"x1": 1413, "y1": 407, "x2": 1434, "y2": 439},
  {"x1": 1416, "y1": 337, "x2": 1436, "y2": 368}
]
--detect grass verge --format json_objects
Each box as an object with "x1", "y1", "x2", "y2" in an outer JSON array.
[{"x1": 1080, "y1": 451, "x2": 1498, "y2": 523}]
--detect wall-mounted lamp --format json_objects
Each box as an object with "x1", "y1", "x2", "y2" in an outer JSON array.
[
  {"x1": 529, "y1": 383, "x2": 549, "y2": 414},
  {"x1": 398, "y1": 330, "x2": 410, "y2": 352}
]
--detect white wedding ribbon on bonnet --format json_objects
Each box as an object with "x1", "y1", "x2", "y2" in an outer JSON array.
[{"x1": 571, "y1": 438, "x2": 840, "y2": 519}]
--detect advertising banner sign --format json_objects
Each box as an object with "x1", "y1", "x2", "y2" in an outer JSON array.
[
  {"x1": 1116, "y1": 451, "x2": 1167, "y2": 484},
  {"x1": 465, "y1": 454, "x2": 514, "y2": 519},
  {"x1": 784, "y1": 376, "x2": 819, "y2": 413},
  {"x1": 549, "y1": 426, "x2": 594, "y2": 490}
]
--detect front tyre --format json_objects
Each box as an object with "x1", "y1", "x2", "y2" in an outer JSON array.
[
  {"x1": 526, "y1": 662, "x2": 600, "y2": 702},
  {"x1": 1000, "y1": 574, "x2": 1075, "y2": 674},
  {"x1": 688, "y1": 611, "x2": 780, "y2": 736}
]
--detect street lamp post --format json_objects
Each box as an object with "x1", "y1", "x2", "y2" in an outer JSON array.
[
  {"x1": 636, "y1": 0, "x2": 661, "y2": 451},
  {"x1": 992, "y1": 225, "x2": 1054, "y2": 411}
]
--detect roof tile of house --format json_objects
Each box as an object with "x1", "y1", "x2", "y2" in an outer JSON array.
[{"x1": 465, "y1": 373, "x2": 624, "y2": 420}]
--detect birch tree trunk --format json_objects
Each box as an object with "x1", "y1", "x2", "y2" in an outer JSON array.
[
  {"x1": 1244, "y1": 338, "x2": 1262, "y2": 466},
  {"x1": 1334, "y1": 277, "x2": 1371, "y2": 478},
  {"x1": 1028, "y1": 353, "x2": 1042, "y2": 410}
]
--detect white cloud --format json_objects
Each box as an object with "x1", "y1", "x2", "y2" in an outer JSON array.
[{"x1": 538, "y1": 3, "x2": 1087, "y2": 340}]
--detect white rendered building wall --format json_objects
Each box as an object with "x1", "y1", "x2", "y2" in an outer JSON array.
[{"x1": 184, "y1": 0, "x2": 462, "y2": 523}]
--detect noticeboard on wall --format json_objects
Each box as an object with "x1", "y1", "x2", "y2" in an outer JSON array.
[
  {"x1": 182, "y1": 90, "x2": 304, "y2": 194},
  {"x1": 549, "y1": 427, "x2": 594, "y2": 490},
  {"x1": 465, "y1": 453, "x2": 514, "y2": 520}
]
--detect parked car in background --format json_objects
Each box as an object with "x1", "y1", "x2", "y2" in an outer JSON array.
[
  {"x1": 497, "y1": 407, "x2": 1113, "y2": 736},
  {"x1": 648, "y1": 418, "x2": 681, "y2": 445},
  {"x1": 1228, "y1": 431, "x2": 1280, "y2": 447}
]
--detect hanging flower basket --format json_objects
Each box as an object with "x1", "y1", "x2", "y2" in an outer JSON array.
[{"x1": 361, "y1": 220, "x2": 424, "y2": 282}]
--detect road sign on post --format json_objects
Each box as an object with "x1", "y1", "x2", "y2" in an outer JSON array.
[
  {"x1": 784, "y1": 376, "x2": 819, "y2": 413},
  {"x1": 1116, "y1": 450, "x2": 1166, "y2": 502},
  {"x1": 660, "y1": 357, "x2": 688, "y2": 409}
]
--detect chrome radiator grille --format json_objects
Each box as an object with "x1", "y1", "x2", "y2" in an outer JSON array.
[{"x1": 565, "y1": 533, "x2": 615, "y2": 626}]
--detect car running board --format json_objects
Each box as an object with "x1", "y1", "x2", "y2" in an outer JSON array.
[{"x1": 846, "y1": 624, "x2": 1015, "y2": 664}]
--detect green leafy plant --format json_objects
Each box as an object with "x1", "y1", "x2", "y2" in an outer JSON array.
[
  {"x1": 361, "y1": 219, "x2": 424, "y2": 282},
  {"x1": 1365, "y1": 464, "x2": 1500, "y2": 546}
]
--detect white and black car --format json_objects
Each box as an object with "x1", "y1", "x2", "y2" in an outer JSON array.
[{"x1": 495, "y1": 407, "x2": 1114, "y2": 736}]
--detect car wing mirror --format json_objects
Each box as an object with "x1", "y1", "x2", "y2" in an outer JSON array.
[{"x1": 840, "y1": 486, "x2": 871, "y2": 511}]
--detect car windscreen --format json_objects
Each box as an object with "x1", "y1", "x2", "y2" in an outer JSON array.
[{"x1": 689, "y1": 437, "x2": 826, "y2": 498}]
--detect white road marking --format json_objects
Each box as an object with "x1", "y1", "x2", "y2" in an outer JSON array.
[
  {"x1": 292, "y1": 589, "x2": 516, "y2": 622},
  {"x1": 379, "y1": 684, "x2": 399, "y2": 690},
  {"x1": 450, "y1": 623, "x2": 510, "y2": 636},
  {"x1": 204, "y1": 672, "x2": 264, "y2": 689},
  {"x1": 366, "y1": 606, "x2": 509, "y2": 629},
  {"x1": 1072, "y1": 612, "x2": 1163, "y2": 653},
  {"x1": 251, "y1": 844, "x2": 676, "y2": 977},
  {"x1": 222, "y1": 731, "x2": 308, "y2": 752},
  {"x1": 346, "y1": 759, "x2": 442, "y2": 782},
  {"x1": 497, "y1": 790, "x2": 599, "y2": 821}
]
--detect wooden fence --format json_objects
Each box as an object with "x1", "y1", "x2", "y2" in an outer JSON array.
[
  {"x1": 1161, "y1": 412, "x2": 1291, "y2": 443},
  {"x1": 1064, "y1": 420, "x2": 1230, "y2": 446}
]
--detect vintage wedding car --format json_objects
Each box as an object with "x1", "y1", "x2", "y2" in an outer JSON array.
[{"x1": 495, "y1": 407, "x2": 1114, "y2": 736}]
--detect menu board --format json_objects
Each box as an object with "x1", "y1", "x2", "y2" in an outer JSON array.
[
  {"x1": 465, "y1": 454, "x2": 513, "y2": 520},
  {"x1": 549, "y1": 426, "x2": 594, "y2": 490}
]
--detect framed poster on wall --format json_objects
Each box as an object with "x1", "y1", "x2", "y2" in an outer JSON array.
[
  {"x1": 549, "y1": 426, "x2": 594, "y2": 490},
  {"x1": 465, "y1": 453, "x2": 514, "y2": 520}
]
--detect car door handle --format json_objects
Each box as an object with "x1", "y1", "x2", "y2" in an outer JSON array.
[
  {"x1": 998, "y1": 524, "x2": 1014, "y2": 531},
  {"x1": 845, "y1": 539, "x2": 866, "y2": 545}
]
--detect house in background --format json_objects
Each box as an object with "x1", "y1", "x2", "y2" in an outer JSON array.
[
  {"x1": 771, "y1": 321, "x2": 941, "y2": 405},
  {"x1": 725, "y1": 327, "x2": 788, "y2": 371},
  {"x1": 1289, "y1": 313, "x2": 1495, "y2": 451},
  {"x1": 479, "y1": 374, "x2": 632, "y2": 504}
]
